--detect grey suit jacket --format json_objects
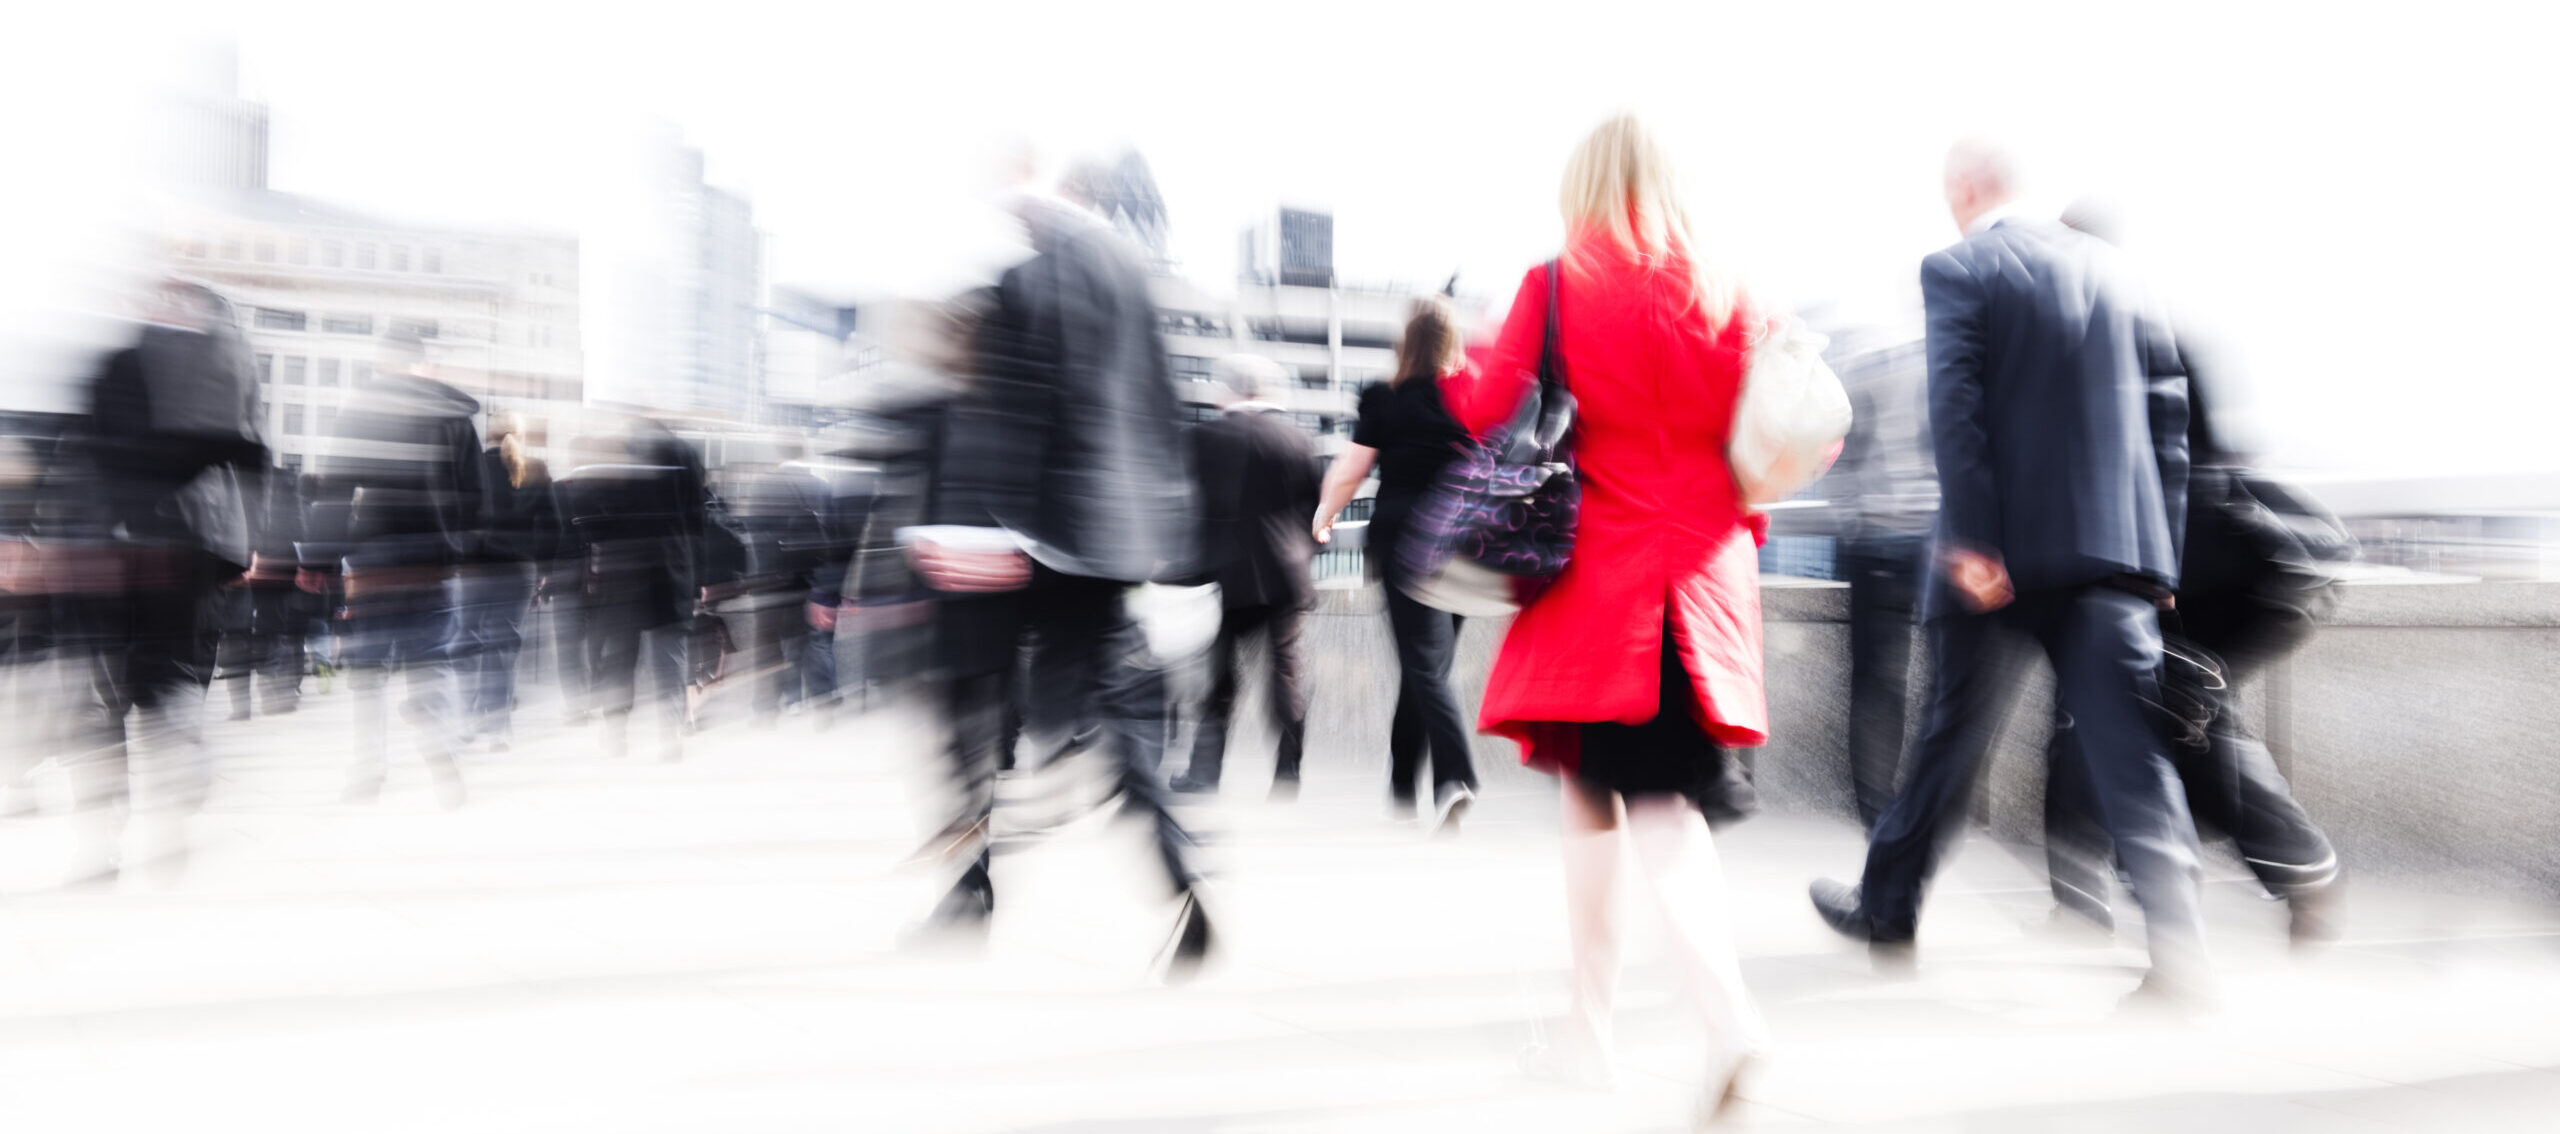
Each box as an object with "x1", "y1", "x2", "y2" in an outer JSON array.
[{"x1": 1921, "y1": 218, "x2": 2189, "y2": 618}]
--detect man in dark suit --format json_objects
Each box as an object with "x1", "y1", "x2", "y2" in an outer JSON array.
[
  {"x1": 905, "y1": 155, "x2": 1211, "y2": 980},
  {"x1": 1811, "y1": 139, "x2": 2212, "y2": 1002},
  {"x1": 1169, "y1": 354, "x2": 1322, "y2": 798}
]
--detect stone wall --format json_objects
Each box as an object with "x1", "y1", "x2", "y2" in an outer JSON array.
[{"x1": 1291, "y1": 580, "x2": 2560, "y2": 895}]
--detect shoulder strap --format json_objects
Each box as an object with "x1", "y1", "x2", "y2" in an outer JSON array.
[{"x1": 1532, "y1": 260, "x2": 1574, "y2": 459}]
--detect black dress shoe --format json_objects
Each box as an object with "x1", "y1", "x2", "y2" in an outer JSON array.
[
  {"x1": 1811, "y1": 878, "x2": 1916, "y2": 971},
  {"x1": 1158, "y1": 891, "x2": 1213, "y2": 984},
  {"x1": 1167, "y1": 775, "x2": 1217, "y2": 795},
  {"x1": 1809, "y1": 878, "x2": 1871, "y2": 938}
]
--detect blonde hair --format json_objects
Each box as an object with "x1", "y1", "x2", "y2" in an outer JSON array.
[
  {"x1": 1558, "y1": 113, "x2": 1736, "y2": 329},
  {"x1": 1393, "y1": 296, "x2": 1465, "y2": 387},
  {"x1": 491, "y1": 412, "x2": 532, "y2": 489}
]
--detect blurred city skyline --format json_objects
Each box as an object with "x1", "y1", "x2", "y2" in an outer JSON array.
[{"x1": 5, "y1": 1, "x2": 2554, "y2": 475}]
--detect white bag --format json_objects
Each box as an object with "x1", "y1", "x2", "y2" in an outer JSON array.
[
  {"x1": 1728, "y1": 318, "x2": 1854, "y2": 506},
  {"x1": 1126, "y1": 582, "x2": 1222, "y2": 664}
]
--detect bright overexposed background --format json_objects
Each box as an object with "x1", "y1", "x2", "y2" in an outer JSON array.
[{"x1": 4, "y1": 1, "x2": 2553, "y2": 474}]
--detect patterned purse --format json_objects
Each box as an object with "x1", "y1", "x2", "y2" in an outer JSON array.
[{"x1": 1397, "y1": 261, "x2": 1578, "y2": 616}]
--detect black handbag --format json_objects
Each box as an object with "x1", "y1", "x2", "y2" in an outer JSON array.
[{"x1": 1396, "y1": 261, "x2": 1579, "y2": 615}]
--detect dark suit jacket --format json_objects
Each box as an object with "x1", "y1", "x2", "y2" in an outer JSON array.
[
  {"x1": 1189, "y1": 406, "x2": 1321, "y2": 611},
  {"x1": 1921, "y1": 218, "x2": 2189, "y2": 618},
  {"x1": 933, "y1": 198, "x2": 1197, "y2": 585}
]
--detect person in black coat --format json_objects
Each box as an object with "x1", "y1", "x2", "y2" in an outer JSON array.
[
  {"x1": 307, "y1": 330, "x2": 484, "y2": 807},
  {"x1": 904, "y1": 161, "x2": 1209, "y2": 978},
  {"x1": 1812, "y1": 139, "x2": 2213, "y2": 1003},
  {"x1": 47, "y1": 281, "x2": 267, "y2": 880},
  {"x1": 1168, "y1": 354, "x2": 1321, "y2": 797},
  {"x1": 556, "y1": 415, "x2": 708, "y2": 762},
  {"x1": 458, "y1": 412, "x2": 558, "y2": 750}
]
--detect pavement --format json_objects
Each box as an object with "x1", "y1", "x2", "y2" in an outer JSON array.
[{"x1": 4, "y1": 685, "x2": 2559, "y2": 1132}]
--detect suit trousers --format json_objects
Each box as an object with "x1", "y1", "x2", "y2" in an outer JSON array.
[
  {"x1": 1179, "y1": 602, "x2": 1307, "y2": 787},
  {"x1": 1859, "y1": 586, "x2": 2208, "y2": 978},
  {"x1": 1842, "y1": 534, "x2": 1926, "y2": 828}
]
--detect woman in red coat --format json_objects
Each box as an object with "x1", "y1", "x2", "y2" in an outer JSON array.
[{"x1": 1447, "y1": 113, "x2": 1769, "y2": 1121}]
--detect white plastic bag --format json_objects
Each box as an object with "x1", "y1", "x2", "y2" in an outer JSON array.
[{"x1": 1729, "y1": 318, "x2": 1853, "y2": 506}]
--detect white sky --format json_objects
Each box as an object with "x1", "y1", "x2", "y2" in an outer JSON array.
[{"x1": 6, "y1": 1, "x2": 2556, "y2": 475}]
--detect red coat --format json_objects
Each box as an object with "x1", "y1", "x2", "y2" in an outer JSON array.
[{"x1": 1446, "y1": 247, "x2": 1770, "y2": 774}]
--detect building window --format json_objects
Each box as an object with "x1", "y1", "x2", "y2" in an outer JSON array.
[
  {"x1": 185, "y1": 235, "x2": 208, "y2": 258},
  {"x1": 321, "y1": 314, "x2": 372, "y2": 335},
  {"x1": 254, "y1": 308, "x2": 307, "y2": 332},
  {"x1": 255, "y1": 239, "x2": 275, "y2": 263},
  {"x1": 282, "y1": 356, "x2": 307, "y2": 385},
  {"x1": 288, "y1": 240, "x2": 310, "y2": 266},
  {"x1": 356, "y1": 244, "x2": 378, "y2": 270},
  {"x1": 255, "y1": 353, "x2": 273, "y2": 384},
  {"x1": 284, "y1": 406, "x2": 305, "y2": 437},
  {"x1": 220, "y1": 237, "x2": 243, "y2": 261},
  {"x1": 351, "y1": 361, "x2": 373, "y2": 385},
  {"x1": 389, "y1": 245, "x2": 411, "y2": 272},
  {"x1": 389, "y1": 319, "x2": 438, "y2": 340},
  {"x1": 423, "y1": 248, "x2": 442, "y2": 274},
  {"x1": 317, "y1": 359, "x2": 341, "y2": 386},
  {"x1": 323, "y1": 241, "x2": 345, "y2": 268},
  {"x1": 318, "y1": 407, "x2": 337, "y2": 436}
]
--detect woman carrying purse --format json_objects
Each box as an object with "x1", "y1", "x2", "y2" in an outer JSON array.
[{"x1": 1448, "y1": 113, "x2": 1772, "y2": 1125}]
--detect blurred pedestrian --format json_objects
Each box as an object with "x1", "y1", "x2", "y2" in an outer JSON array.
[
  {"x1": 308, "y1": 330, "x2": 484, "y2": 808},
  {"x1": 903, "y1": 154, "x2": 1211, "y2": 981},
  {"x1": 557, "y1": 416, "x2": 707, "y2": 762},
  {"x1": 460, "y1": 412, "x2": 557, "y2": 752},
  {"x1": 1808, "y1": 139, "x2": 2213, "y2": 1006},
  {"x1": 2041, "y1": 202, "x2": 2347, "y2": 948},
  {"x1": 1168, "y1": 354, "x2": 1320, "y2": 799},
  {"x1": 1312, "y1": 297, "x2": 1482, "y2": 826},
  {"x1": 1446, "y1": 115, "x2": 1770, "y2": 1118},
  {"x1": 46, "y1": 280, "x2": 268, "y2": 879},
  {"x1": 1826, "y1": 331, "x2": 1935, "y2": 828}
]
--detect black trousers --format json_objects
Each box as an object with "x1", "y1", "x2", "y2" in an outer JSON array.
[
  {"x1": 1860, "y1": 586, "x2": 2207, "y2": 976},
  {"x1": 1842, "y1": 534, "x2": 1925, "y2": 828},
  {"x1": 1179, "y1": 602, "x2": 1307, "y2": 787},
  {"x1": 60, "y1": 560, "x2": 225, "y2": 814},
  {"x1": 936, "y1": 576, "x2": 1194, "y2": 908},
  {"x1": 221, "y1": 586, "x2": 309, "y2": 718},
  {"x1": 2046, "y1": 604, "x2": 2337, "y2": 911},
  {"x1": 1384, "y1": 585, "x2": 1477, "y2": 802}
]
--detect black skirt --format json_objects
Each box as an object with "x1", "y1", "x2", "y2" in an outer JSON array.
[{"x1": 1574, "y1": 623, "x2": 1758, "y2": 825}]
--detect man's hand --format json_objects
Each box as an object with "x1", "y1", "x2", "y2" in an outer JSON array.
[
  {"x1": 807, "y1": 600, "x2": 838, "y2": 632},
  {"x1": 911, "y1": 539, "x2": 1032, "y2": 594},
  {"x1": 1945, "y1": 547, "x2": 2014, "y2": 613},
  {"x1": 1312, "y1": 515, "x2": 1334, "y2": 545}
]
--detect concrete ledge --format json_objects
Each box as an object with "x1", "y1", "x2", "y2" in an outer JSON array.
[{"x1": 1296, "y1": 576, "x2": 2560, "y2": 897}]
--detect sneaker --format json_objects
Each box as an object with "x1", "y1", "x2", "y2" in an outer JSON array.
[{"x1": 1431, "y1": 782, "x2": 1474, "y2": 839}]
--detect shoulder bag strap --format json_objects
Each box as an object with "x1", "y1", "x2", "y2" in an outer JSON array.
[{"x1": 1533, "y1": 259, "x2": 1574, "y2": 461}]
